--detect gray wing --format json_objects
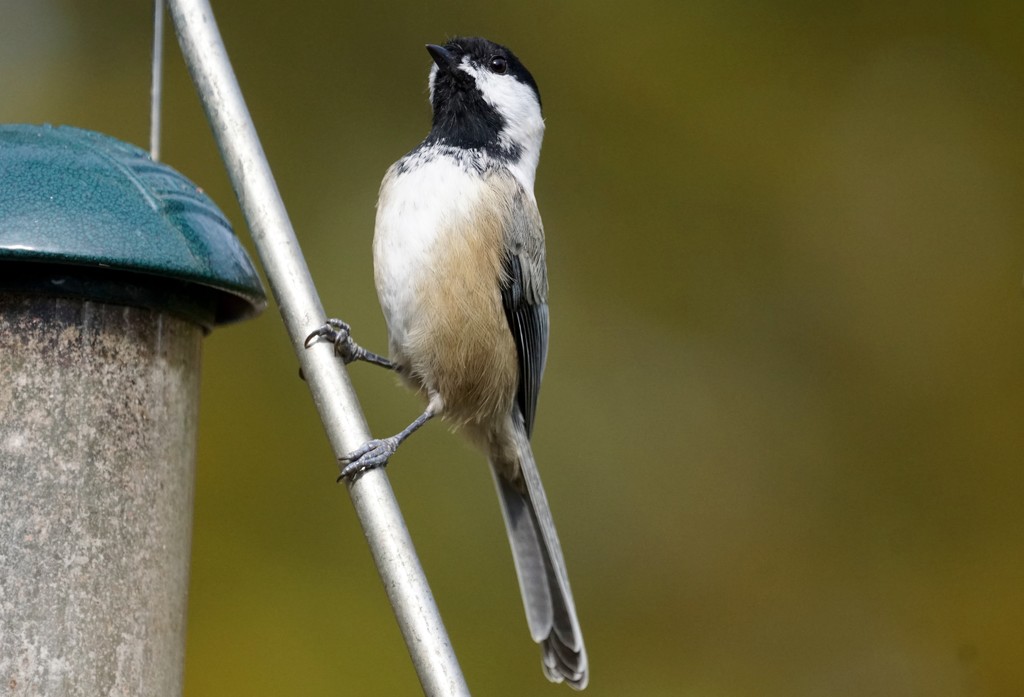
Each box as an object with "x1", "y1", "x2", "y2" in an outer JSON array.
[
  {"x1": 499, "y1": 186, "x2": 549, "y2": 437},
  {"x1": 494, "y1": 180, "x2": 587, "y2": 687}
]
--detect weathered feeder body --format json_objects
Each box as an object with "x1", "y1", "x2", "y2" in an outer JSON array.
[{"x1": 0, "y1": 124, "x2": 264, "y2": 696}]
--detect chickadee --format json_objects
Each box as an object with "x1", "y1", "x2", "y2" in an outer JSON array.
[{"x1": 306, "y1": 37, "x2": 588, "y2": 689}]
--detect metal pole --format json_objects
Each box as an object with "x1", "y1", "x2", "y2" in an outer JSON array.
[
  {"x1": 165, "y1": 2, "x2": 471, "y2": 695},
  {"x1": 150, "y1": 0, "x2": 164, "y2": 161}
]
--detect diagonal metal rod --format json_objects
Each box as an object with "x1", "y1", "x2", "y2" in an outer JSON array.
[{"x1": 165, "y1": 1, "x2": 471, "y2": 694}]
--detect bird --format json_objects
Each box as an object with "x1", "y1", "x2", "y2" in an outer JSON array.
[{"x1": 306, "y1": 36, "x2": 588, "y2": 689}]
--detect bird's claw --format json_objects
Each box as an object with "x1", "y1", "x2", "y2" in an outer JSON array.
[
  {"x1": 337, "y1": 437, "x2": 400, "y2": 481},
  {"x1": 305, "y1": 318, "x2": 362, "y2": 364}
]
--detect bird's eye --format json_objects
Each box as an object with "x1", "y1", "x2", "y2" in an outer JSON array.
[{"x1": 489, "y1": 56, "x2": 508, "y2": 74}]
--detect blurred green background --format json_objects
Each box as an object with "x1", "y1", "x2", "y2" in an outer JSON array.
[{"x1": 4, "y1": 0, "x2": 1024, "y2": 694}]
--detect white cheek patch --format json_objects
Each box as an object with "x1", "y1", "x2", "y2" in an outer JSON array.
[
  {"x1": 461, "y1": 62, "x2": 545, "y2": 189},
  {"x1": 464, "y1": 65, "x2": 544, "y2": 139}
]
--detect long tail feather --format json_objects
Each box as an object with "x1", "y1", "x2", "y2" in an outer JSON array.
[{"x1": 490, "y1": 421, "x2": 588, "y2": 689}]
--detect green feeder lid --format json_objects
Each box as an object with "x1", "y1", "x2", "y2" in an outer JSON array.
[{"x1": 0, "y1": 124, "x2": 266, "y2": 328}]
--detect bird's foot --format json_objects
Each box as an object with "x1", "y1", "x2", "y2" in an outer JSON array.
[
  {"x1": 305, "y1": 318, "x2": 360, "y2": 363},
  {"x1": 337, "y1": 437, "x2": 400, "y2": 481},
  {"x1": 305, "y1": 318, "x2": 393, "y2": 368}
]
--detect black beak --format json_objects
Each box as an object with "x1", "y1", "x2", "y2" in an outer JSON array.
[{"x1": 426, "y1": 44, "x2": 457, "y2": 71}]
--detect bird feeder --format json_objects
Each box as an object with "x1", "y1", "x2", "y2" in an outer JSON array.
[{"x1": 0, "y1": 124, "x2": 265, "y2": 695}]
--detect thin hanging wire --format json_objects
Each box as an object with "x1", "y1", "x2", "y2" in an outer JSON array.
[{"x1": 150, "y1": 0, "x2": 164, "y2": 161}]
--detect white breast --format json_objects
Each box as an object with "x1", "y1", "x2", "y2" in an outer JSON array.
[{"x1": 373, "y1": 155, "x2": 488, "y2": 357}]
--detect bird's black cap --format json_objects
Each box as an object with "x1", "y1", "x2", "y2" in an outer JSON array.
[{"x1": 427, "y1": 37, "x2": 541, "y2": 108}]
